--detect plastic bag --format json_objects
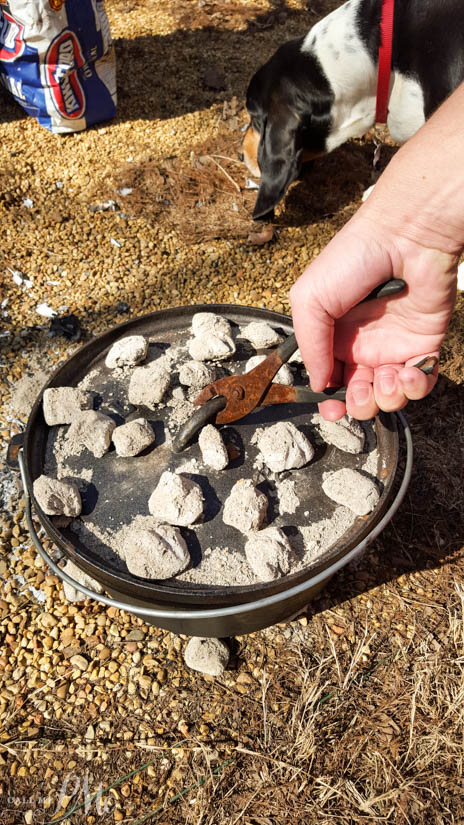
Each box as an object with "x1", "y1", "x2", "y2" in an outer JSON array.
[{"x1": 0, "y1": 0, "x2": 117, "y2": 133}]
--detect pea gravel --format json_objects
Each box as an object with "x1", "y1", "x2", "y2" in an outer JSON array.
[{"x1": 1, "y1": 2, "x2": 463, "y2": 822}]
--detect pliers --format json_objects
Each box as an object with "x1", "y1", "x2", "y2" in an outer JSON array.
[{"x1": 172, "y1": 279, "x2": 437, "y2": 452}]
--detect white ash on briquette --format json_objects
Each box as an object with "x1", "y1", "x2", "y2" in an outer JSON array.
[
  {"x1": 33, "y1": 474, "x2": 82, "y2": 517},
  {"x1": 148, "y1": 471, "x2": 204, "y2": 526},
  {"x1": 198, "y1": 424, "x2": 229, "y2": 470},
  {"x1": 275, "y1": 478, "x2": 300, "y2": 515},
  {"x1": 128, "y1": 358, "x2": 171, "y2": 408},
  {"x1": 188, "y1": 332, "x2": 236, "y2": 361},
  {"x1": 105, "y1": 335, "x2": 148, "y2": 369},
  {"x1": 244, "y1": 527, "x2": 293, "y2": 581},
  {"x1": 66, "y1": 410, "x2": 116, "y2": 458},
  {"x1": 223, "y1": 479, "x2": 268, "y2": 533},
  {"x1": 178, "y1": 360, "x2": 216, "y2": 388},
  {"x1": 43, "y1": 386, "x2": 94, "y2": 426},
  {"x1": 118, "y1": 517, "x2": 190, "y2": 579},
  {"x1": 112, "y1": 417, "x2": 155, "y2": 457},
  {"x1": 241, "y1": 321, "x2": 284, "y2": 349},
  {"x1": 191, "y1": 311, "x2": 232, "y2": 340},
  {"x1": 183, "y1": 637, "x2": 230, "y2": 677},
  {"x1": 322, "y1": 469, "x2": 380, "y2": 516},
  {"x1": 289, "y1": 348, "x2": 303, "y2": 364},
  {"x1": 313, "y1": 413, "x2": 365, "y2": 454},
  {"x1": 61, "y1": 559, "x2": 103, "y2": 603},
  {"x1": 252, "y1": 421, "x2": 314, "y2": 473}
]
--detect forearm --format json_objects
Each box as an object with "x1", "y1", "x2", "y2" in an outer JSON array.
[{"x1": 360, "y1": 81, "x2": 464, "y2": 257}]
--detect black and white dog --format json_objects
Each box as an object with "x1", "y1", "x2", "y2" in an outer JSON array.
[{"x1": 242, "y1": 0, "x2": 464, "y2": 220}]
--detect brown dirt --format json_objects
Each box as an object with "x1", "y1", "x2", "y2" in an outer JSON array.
[{"x1": 1, "y1": 1, "x2": 464, "y2": 824}]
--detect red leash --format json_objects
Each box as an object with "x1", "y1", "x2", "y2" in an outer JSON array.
[{"x1": 375, "y1": 0, "x2": 395, "y2": 123}]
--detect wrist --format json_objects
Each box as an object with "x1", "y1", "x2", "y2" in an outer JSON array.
[
  {"x1": 359, "y1": 174, "x2": 464, "y2": 259},
  {"x1": 357, "y1": 80, "x2": 464, "y2": 258},
  {"x1": 343, "y1": 211, "x2": 460, "y2": 291}
]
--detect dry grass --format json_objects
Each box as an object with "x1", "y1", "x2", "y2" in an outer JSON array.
[
  {"x1": 165, "y1": 584, "x2": 464, "y2": 825},
  {"x1": 95, "y1": 125, "x2": 263, "y2": 243}
]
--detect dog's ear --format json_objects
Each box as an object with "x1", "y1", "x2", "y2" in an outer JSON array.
[{"x1": 252, "y1": 102, "x2": 303, "y2": 220}]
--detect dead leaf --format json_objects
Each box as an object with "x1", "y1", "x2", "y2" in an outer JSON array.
[{"x1": 248, "y1": 224, "x2": 274, "y2": 245}]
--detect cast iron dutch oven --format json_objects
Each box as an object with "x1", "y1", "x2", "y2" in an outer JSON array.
[{"x1": 18, "y1": 305, "x2": 413, "y2": 637}]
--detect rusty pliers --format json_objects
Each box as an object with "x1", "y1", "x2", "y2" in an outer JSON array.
[{"x1": 172, "y1": 279, "x2": 437, "y2": 452}]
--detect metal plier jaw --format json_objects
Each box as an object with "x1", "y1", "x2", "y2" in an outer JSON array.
[{"x1": 172, "y1": 279, "x2": 437, "y2": 452}]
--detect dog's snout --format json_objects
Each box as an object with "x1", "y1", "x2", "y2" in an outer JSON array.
[{"x1": 241, "y1": 123, "x2": 261, "y2": 178}]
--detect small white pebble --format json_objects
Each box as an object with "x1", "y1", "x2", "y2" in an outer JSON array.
[
  {"x1": 36, "y1": 302, "x2": 57, "y2": 318},
  {"x1": 184, "y1": 637, "x2": 229, "y2": 676}
]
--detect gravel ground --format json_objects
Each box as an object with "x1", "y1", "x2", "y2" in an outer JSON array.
[{"x1": 1, "y1": 1, "x2": 464, "y2": 823}]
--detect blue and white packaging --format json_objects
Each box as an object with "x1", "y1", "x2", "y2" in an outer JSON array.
[{"x1": 0, "y1": 0, "x2": 117, "y2": 133}]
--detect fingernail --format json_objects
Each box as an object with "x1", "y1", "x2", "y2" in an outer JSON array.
[
  {"x1": 380, "y1": 375, "x2": 395, "y2": 395},
  {"x1": 352, "y1": 385, "x2": 370, "y2": 405}
]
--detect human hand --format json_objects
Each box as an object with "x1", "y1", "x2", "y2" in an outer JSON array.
[{"x1": 289, "y1": 213, "x2": 458, "y2": 420}]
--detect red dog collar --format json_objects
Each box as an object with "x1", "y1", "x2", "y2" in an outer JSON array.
[{"x1": 375, "y1": 0, "x2": 395, "y2": 123}]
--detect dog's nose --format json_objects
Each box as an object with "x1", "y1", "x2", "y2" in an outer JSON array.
[{"x1": 237, "y1": 150, "x2": 244, "y2": 162}]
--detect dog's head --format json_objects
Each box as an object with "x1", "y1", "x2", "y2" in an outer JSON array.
[{"x1": 242, "y1": 39, "x2": 334, "y2": 220}]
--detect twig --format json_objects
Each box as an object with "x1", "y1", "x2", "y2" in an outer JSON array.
[
  {"x1": 230, "y1": 786, "x2": 262, "y2": 825},
  {"x1": 234, "y1": 746, "x2": 302, "y2": 773},
  {"x1": 210, "y1": 154, "x2": 244, "y2": 166},
  {"x1": 206, "y1": 156, "x2": 241, "y2": 192}
]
